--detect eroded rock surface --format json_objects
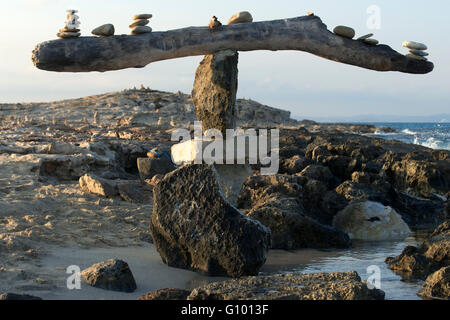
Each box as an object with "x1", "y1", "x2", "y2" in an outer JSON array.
[
  {"x1": 150, "y1": 164, "x2": 271, "y2": 277},
  {"x1": 188, "y1": 271, "x2": 384, "y2": 300},
  {"x1": 81, "y1": 259, "x2": 137, "y2": 292}
]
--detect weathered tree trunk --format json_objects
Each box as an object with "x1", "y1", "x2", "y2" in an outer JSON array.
[{"x1": 32, "y1": 15, "x2": 433, "y2": 74}]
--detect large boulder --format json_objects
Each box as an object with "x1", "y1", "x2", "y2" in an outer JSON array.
[
  {"x1": 386, "y1": 220, "x2": 450, "y2": 279},
  {"x1": 333, "y1": 201, "x2": 411, "y2": 241},
  {"x1": 150, "y1": 165, "x2": 271, "y2": 278},
  {"x1": 188, "y1": 271, "x2": 384, "y2": 300},
  {"x1": 81, "y1": 259, "x2": 137, "y2": 292},
  {"x1": 191, "y1": 50, "x2": 238, "y2": 135},
  {"x1": 417, "y1": 266, "x2": 450, "y2": 300},
  {"x1": 238, "y1": 175, "x2": 350, "y2": 249}
]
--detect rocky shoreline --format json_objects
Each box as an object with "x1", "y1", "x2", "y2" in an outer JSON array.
[{"x1": 0, "y1": 88, "x2": 449, "y2": 300}]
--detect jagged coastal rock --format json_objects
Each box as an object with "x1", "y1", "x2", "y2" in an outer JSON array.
[
  {"x1": 192, "y1": 50, "x2": 238, "y2": 135},
  {"x1": 238, "y1": 175, "x2": 351, "y2": 249},
  {"x1": 150, "y1": 165, "x2": 271, "y2": 278},
  {"x1": 81, "y1": 259, "x2": 137, "y2": 292},
  {"x1": 227, "y1": 11, "x2": 253, "y2": 25},
  {"x1": 188, "y1": 271, "x2": 385, "y2": 300},
  {"x1": 333, "y1": 201, "x2": 411, "y2": 241},
  {"x1": 333, "y1": 26, "x2": 355, "y2": 39},
  {"x1": 386, "y1": 220, "x2": 450, "y2": 280},
  {"x1": 92, "y1": 24, "x2": 115, "y2": 37},
  {"x1": 417, "y1": 266, "x2": 450, "y2": 300}
]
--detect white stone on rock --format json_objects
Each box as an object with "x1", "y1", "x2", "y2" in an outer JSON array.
[
  {"x1": 92, "y1": 24, "x2": 115, "y2": 37},
  {"x1": 332, "y1": 201, "x2": 411, "y2": 241},
  {"x1": 402, "y1": 41, "x2": 427, "y2": 50}
]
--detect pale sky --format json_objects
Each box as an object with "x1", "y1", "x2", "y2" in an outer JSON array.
[{"x1": 0, "y1": 0, "x2": 449, "y2": 120}]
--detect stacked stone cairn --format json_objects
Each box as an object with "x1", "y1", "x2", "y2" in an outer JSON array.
[
  {"x1": 57, "y1": 9, "x2": 81, "y2": 39},
  {"x1": 402, "y1": 41, "x2": 429, "y2": 61},
  {"x1": 129, "y1": 14, "x2": 153, "y2": 35}
]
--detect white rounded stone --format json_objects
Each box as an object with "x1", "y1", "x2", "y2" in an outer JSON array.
[
  {"x1": 332, "y1": 201, "x2": 411, "y2": 241},
  {"x1": 227, "y1": 11, "x2": 253, "y2": 25},
  {"x1": 402, "y1": 41, "x2": 427, "y2": 50},
  {"x1": 130, "y1": 26, "x2": 152, "y2": 35}
]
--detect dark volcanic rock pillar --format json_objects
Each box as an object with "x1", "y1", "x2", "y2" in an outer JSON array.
[
  {"x1": 192, "y1": 49, "x2": 238, "y2": 135},
  {"x1": 150, "y1": 164, "x2": 271, "y2": 278}
]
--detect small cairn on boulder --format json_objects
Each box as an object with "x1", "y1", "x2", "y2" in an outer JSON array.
[
  {"x1": 57, "y1": 9, "x2": 81, "y2": 39},
  {"x1": 333, "y1": 25, "x2": 355, "y2": 39},
  {"x1": 357, "y1": 33, "x2": 379, "y2": 46},
  {"x1": 92, "y1": 24, "x2": 115, "y2": 37},
  {"x1": 403, "y1": 41, "x2": 429, "y2": 61},
  {"x1": 130, "y1": 14, "x2": 153, "y2": 35},
  {"x1": 208, "y1": 16, "x2": 222, "y2": 30}
]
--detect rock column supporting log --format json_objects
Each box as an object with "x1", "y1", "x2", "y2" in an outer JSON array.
[{"x1": 192, "y1": 49, "x2": 238, "y2": 135}]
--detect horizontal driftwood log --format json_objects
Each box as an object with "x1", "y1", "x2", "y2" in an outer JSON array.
[{"x1": 32, "y1": 15, "x2": 433, "y2": 74}]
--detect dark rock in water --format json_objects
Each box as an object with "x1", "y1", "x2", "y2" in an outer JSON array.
[
  {"x1": 139, "y1": 288, "x2": 191, "y2": 300},
  {"x1": 187, "y1": 271, "x2": 384, "y2": 300},
  {"x1": 192, "y1": 50, "x2": 238, "y2": 135},
  {"x1": 417, "y1": 266, "x2": 450, "y2": 300},
  {"x1": 0, "y1": 293, "x2": 42, "y2": 300},
  {"x1": 81, "y1": 259, "x2": 137, "y2": 292},
  {"x1": 238, "y1": 175, "x2": 350, "y2": 249},
  {"x1": 386, "y1": 220, "x2": 450, "y2": 280},
  {"x1": 137, "y1": 157, "x2": 174, "y2": 180},
  {"x1": 150, "y1": 164, "x2": 271, "y2": 278}
]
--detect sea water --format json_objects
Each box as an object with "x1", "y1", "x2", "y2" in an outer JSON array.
[{"x1": 367, "y1": 122, "x2": 450, "y2": 151}]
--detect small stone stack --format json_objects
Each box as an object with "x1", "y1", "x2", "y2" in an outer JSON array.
[
  {"x1": 129, "y1": 14, "x2": 153, "y2": 35},
  {"x1": 357, "y1": 33, "x2": 379, "y2": 46},
  {"x1": 402, "y1": 41, "x2": 429, "y2": 61},
  {"x1": 57, "y1": 9, "x2": 81, "y2": 39}
]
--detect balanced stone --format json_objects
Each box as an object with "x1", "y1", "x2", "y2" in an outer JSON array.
[
  {"x1": 192, "y1": 50, "x2": 238, "y2": 135},
  {"x1": 59, "y1": 27, "x2": 80, "y2": 33},
  {"x1": 131, "y1": 26, "x2": 152, "y2": 35},
  {"x1": 132, "y1": 14, "x2": 152, "y2": 20},
  {"x1": 406, "y1": 53, "x2": 427, "y2": 61},
  {"x1": 57, "y1": 32, "x2": 80, "y2": 39},
  {"x1": 410, "y1": 49, "x2": 429, "y2": 57},
  {"x1": 333, "y1": 26, "x2": 355, "y2": 39},
  {"x1": 129, "y1": 19, "x2": 149, "y2": 28},
  {"x1": 227, "y1": 11, "x2": 253, "y2": 25},
  {"x1": 402, "y1": 41, "x2": 427, "y2": 50},
  {"x1": 357, "y1": 33, "x2": 374, "y2": 40},
  {"x1": 92, "y1": 24, "x2": 115, "y2": 37},
  {"x1": 363, "y1": 38, "x2": 379, "y2": 46}
]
